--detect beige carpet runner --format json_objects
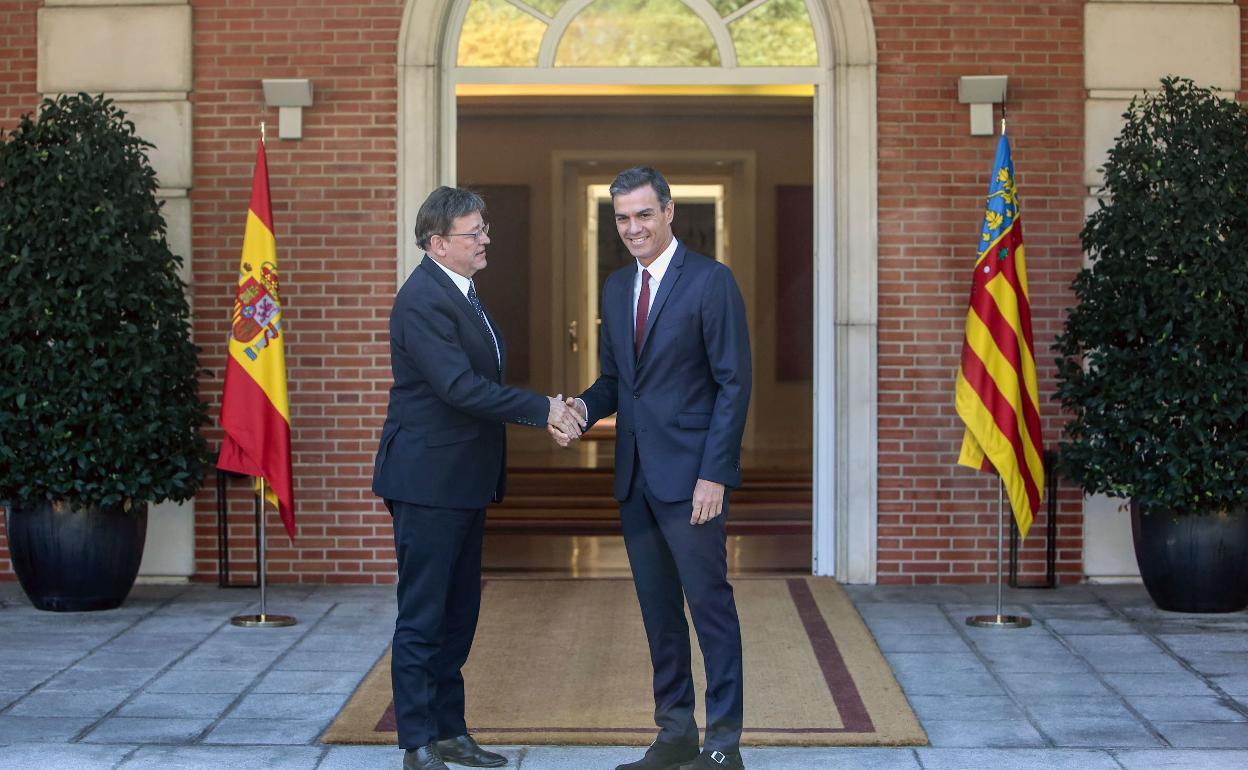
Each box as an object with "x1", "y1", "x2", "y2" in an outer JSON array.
[{"x1": 322, "y1": 577, "x2": 926, "y2": 746}]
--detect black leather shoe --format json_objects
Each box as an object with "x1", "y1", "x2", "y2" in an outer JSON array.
[
  {"x1": 615, "y1": 740, "x2": 701, "y2": 770},
  {"x1": 681, "y1": 750, "x2": 744, "y2": 770},
  {"x1": 434, "y1": 734, "x2": 508, "y2": 767},
  {"x1": 404, "y1": 745, "x2": 451, "y2": 770}
]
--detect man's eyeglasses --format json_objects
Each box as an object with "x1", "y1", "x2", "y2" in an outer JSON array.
[{"x1": 442, "y1": 223, "x2": 490, "y2": 241}]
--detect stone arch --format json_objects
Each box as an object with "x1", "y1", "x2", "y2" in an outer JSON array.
[{"x1": 395, "y1": 0, "x2": 878, "y2": 581}]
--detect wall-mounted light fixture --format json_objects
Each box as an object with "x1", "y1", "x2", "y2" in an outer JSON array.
[
  {"x1": 958, "y1": 76, "x2": 1007, "y2": 136},
  {"x1": 261, "y1": 79, "x2": 314, "y2": 140}
]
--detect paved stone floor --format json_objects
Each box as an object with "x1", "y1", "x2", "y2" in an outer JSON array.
[{"x1": 1, "y1": 581, "x2": 1246, "y2": 769}]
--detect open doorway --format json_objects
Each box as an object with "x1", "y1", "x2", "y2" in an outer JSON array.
[
  {"x1": 457, "y1": 93, "x2": 814, "y2": 575},
  {"x1": 399, "y1": 0, "x2": 881, "y2": 580}
]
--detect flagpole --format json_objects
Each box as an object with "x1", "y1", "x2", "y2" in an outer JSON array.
[
  {"x1": 259, "y1": 478, "x2": 268, "y2": 618},
  {"x1": 221, "y1": 124, "x2": 295, "y2": 628},
  {"x1": 967, "y1": 478, "x2": 1030, "y2": 629},
  {"x1": 231, "y1": 478, "x2": 296, "y2": 628}
]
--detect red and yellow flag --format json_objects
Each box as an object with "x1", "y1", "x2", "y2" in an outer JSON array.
[
  {"x1": 956, "y1": 132, "x2": 1044, "y2": 538},
  {"x1": 217, "y1": 140, "x2": 295, "y2": 539}
]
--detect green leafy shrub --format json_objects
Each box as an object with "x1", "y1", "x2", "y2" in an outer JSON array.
[
  {"x1": 1055, "y1": 77, "x2": 1248, "y2": 514},
  {"x1": 0, "y1": 93, "x2": 209, "y2": 510}
]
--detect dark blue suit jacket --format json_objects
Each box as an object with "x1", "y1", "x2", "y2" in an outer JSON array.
[
  {"x1": 579, "y1": 243, "x2": 751, "y2": 503},
  {"x1": 372, "y1": 255, "x2": 548, "y2": 509}
]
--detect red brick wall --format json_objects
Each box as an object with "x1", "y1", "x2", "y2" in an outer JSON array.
[
  {"x1": 0, "y1": 0, "x2": 1108, "y2": 587},
  {"x1": 0, "y1": 1, "x2": 38, "y2": 125},
  {"x1": 871, "y1": 0, "x2": 1088, "y2": 584},
  {"x1": 190, "y1": 0, "x2": 405, "y2": 584},
  {"x1": 6, "y1": 1, "x2": 1248, "y2": 586},
  {"x1": 195, "y1": 0, "x2": 1090, "y2": 586},
  {"x1": 0, "y1": 0, "x2": 41, "y2": 582}
]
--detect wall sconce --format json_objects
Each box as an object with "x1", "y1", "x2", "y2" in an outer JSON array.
[
  {"x1": 958, "y1": 76, "x2": 1007, "y2": 136},
  {"x1": 261, "y1": 79, "x2": 314, "y2": 140}
]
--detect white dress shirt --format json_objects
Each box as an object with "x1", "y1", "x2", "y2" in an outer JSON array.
[
  {"x1": 431, "y1": 256, "x2": 471, "y2": 298},
  {"x1": 633, "y1": 237, "x2": 679, "y2": 328},
  {"x1": 430, "y1": 257, "x2": 499, "y2": 367},
  {"x1": 576, "y1": 238, "x2": 681, "y2": 424}
]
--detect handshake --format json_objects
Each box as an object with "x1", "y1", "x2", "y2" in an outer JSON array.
[{"x1": 545, "y1": 395, "x2": 588, "y2": 447}]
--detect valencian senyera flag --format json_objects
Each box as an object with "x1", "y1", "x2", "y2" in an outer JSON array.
[
  {"x1": 955, "y1": 130, "x2": 1044, "y2": 539},
  {"x1": 217, "y1": 139, "x2": 295, "y2": 539}
]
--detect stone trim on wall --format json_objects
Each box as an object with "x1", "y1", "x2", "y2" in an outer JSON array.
[
  {"x1": 1080, "y1": 0, "x2": 1241, "y2": 580},
  {"x1": 37, "y1": 0, "x2": 196, "y2": 579}
]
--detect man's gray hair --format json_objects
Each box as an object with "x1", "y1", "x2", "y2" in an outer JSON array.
[
  {"x1": 415, "y1": 186, "x2": 486, "y2": 251},
  {"x1": 609, "y1": 166, "x2": 672, "y2": 209}
]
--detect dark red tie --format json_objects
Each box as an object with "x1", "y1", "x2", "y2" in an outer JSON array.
[{"x1": 634, "y1": 269, "x2": 651, "y2": 358}]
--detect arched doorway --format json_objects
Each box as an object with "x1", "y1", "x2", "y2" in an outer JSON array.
[{"x1": 396, "y1": 0, "x2": 878, "y2": 582}]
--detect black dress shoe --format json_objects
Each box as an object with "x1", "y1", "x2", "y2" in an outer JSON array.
[
  {"x1": 681, "y1": 750, "x2": 744, "y2": 770},
  {"x1": 434, "y1": 734, "x2": 508, "y2": 767},
  {"x1": 615, "y1": 740, "x2": 700, "y2": 770},
  {"x1": 404, "y1": 745, "x2": 451, "y2": 770}
]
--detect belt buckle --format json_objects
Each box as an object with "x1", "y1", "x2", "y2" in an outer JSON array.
[{"x1": 710, "y1": 750, "x2": 727, "y2": 764}]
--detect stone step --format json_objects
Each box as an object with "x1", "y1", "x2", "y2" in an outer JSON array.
[{"x1": 490, "y1": 466, "x2": 812, "y2": 535}]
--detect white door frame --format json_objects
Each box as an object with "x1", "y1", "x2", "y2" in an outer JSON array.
[{"x1": 396, "y1": 0, "x2": 878, "y2": 582}]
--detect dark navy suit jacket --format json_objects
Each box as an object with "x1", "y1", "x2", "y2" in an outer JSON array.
[
  {"x1": 372, "y1": 255, "x2": 548, "y2": 509},
  {"x1": 579, "y1": 243, "x2": 751, "y2": 503}
]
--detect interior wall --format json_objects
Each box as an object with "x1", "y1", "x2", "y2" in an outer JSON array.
[{"x1": 457, "y1": 96, "x2": 814, "y2": 455}]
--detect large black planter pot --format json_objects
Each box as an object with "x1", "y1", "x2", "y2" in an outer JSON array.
[
  {"x1": 1131, "y1": 502, "x2": 1248, "y2": 613},
  {"x1": 5, "y1": 501, "x2": 148, "y2": 612}
]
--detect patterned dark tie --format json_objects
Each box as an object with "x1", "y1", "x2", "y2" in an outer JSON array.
[
  {"x1": 634, "y1": 268, "x2": 651, "y2": 358},
  {"x1": 467, "y1": 280, "x2": 501, "y2": 370}
]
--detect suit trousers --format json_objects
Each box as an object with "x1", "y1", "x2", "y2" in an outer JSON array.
[
  {"x1": 389, "y1": 500, "x2": 485, "y2": 749},
  {"x1": 620, "y1": 463, "x2": 744, "y2": 753}
]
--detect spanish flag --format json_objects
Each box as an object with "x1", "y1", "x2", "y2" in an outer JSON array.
[
  {"x1": 217, "y1": 139, "x2": 295, "y2": 539},
  {"x1": 955, "y1": 131, "x2": 1044, "y2": 539}
]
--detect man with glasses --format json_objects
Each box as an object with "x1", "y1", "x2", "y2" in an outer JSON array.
[{"x1": 373, "y1": 186, "x2": 585, "y2": 770}]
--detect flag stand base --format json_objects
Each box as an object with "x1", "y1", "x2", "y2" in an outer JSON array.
[
  {"x1": 966, "y1": 614, "x2": 1031, "y2": 629},
  {"x1": 230, "y1": 613, "x2": 296, "y2": 628},
  {"x1": 228, "y1": 479, "x2": 297, "y2": 629},
  {"x1": 965, "y1": 480, "x2": 1032, "y2": 630}
]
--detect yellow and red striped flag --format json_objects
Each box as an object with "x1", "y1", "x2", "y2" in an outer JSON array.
[
  {"x1": 217, "y1": 139, "x2": 295, "y2": 539},
  {"x1": 955, "y1": 131, "x2": 1044, "y2": 538}
]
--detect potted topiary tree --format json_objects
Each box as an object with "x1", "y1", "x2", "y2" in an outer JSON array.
[
  {"x1": 1055, "y1": 76, "x2": 1248, "y2": 613},
  {"x1": 0, "y1": 93, "x2": 209, "y2": 611}
]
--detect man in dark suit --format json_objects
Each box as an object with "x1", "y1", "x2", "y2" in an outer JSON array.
[
  {"x1": 560, "y1": 167, "x2": 752, "y2": 770},
  {"x1": 374, "y1": 186, "x2": 584, "y2": 770}
]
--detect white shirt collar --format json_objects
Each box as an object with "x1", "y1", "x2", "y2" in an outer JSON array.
[
  {"x1": 429, "y1": 255, "x2": 472, "y2": 298},
  {"x1": 428, "y1": 253, "x2": 500, "y2": 364},
  {"x1": 637, "y1": 237, "x2": 679, "y2": 288}
]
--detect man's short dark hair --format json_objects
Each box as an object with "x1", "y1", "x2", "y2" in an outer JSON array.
[
  {"x1": 415, "y1": 186, "x2": 486, "y2": 251},
  {"x1": 609, "y1": 166, "x2": 672, "y2": 209}
]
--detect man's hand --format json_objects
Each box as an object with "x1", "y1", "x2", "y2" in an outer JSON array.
[
  {"x1": 690, "y1": 479, "x2": 725, "y2": 525},
  {"x1": 547, "y1": 424, "x2": 571, "y2": 447},
  {"x1": 547, "y1": 394, "x2": 586, "y2": 446},
  {"x1": 548, "y1": 397, "x2": 588, "y2": 448}
]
